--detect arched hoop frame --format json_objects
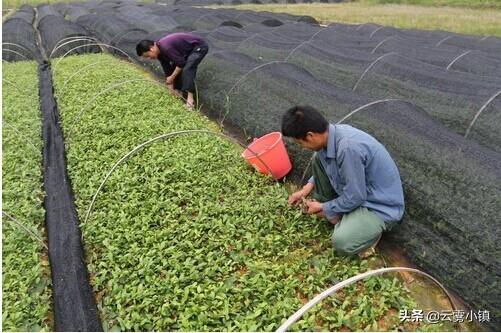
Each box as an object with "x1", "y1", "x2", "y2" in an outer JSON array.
[
  {"x1": 49, "y1": 36, "x2": 99, "y2": 59},
  {"x1": 64, "y1": 78, "x2": 167, "y2": 137},
  {"x1": 53, "y1": 43, "x2": 136, "y2": 75},
  {"x1": 276, "y1": 267, "x2": 457, "y2": 332},
  {"x1": 82, "y1": 129, "x2": 278, "y2": 227},
  {"x1": 300, "y1": 99, "x2": 406, "y2": 184},
  {"x1": 464, "y1": 89, "x2": 501, "y2": 139},
  {"x1": 2, "y1": 211, "x2": 48, "y2": 249}
]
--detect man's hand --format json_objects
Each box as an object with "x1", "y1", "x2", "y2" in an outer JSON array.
[
  {"x1": 305, "y1": 200, "x2": 323, "y2": 215},
  {"x1": 166, "y1": 66, "x2": 182, "y2": 86},
  {"x1": 288, "y1": 190, "x2": 306, "y2": 206},
  {"x1": 288, "y1": 183, "x2": 314, "y2": 206},
  {"x1": 166, "y1": 75, "x2": 175, "y2": 85},
  {"x1": 305, "y1": 200, "x2": 342, "y2": 225}
]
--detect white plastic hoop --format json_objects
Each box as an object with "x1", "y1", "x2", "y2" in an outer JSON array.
[
  {"x1": 2, "y1": 42, "x2": 31, "y2": 53},
  {"x1": 369, "y1": 26, "x2": 384, "y2": 38},
  {"x1": 352, "y1": 52, "x2": 398, "y2": 91},
  {"x1": 355, "y1": 23, "x2": 368, "y2": 31},
  {"x1": 283, "y1": 26, "x2": 329, "y2": 62},
  {"x1": 337, "y1": 98, "x2": 404, "y2": 124},
  {"x1": 446, "y1": 50, "x2": 472, "y2": 71},
  {"x1": 435, "y1": 35, "x2": 454, "y2": 47},
  {"x1": 66, "y1": 79, "x2": 166, "y2": 137},
  {"x1": 299, "y1": 98, "x2": 404, "y2": 184},
  {"x1": 2, "y1": 49, "x2": 29, "y2": 60},
  {"x1": 370, "y1": 36, "x2": 395, "y2": 54},
  {"x1": 2, "y1": 211, "x2": 48, "y2": 249},
  {"x1": 227, "y1": 60, "x2": 286, "y2": 96},
  {"x1": 2, "y1": 121, "x2": 40, "y2": 153},
  {"x1": 276, "y1": 267, "x2": 456, "y2": 332},
  {"x1": 55, "y1": 60, "x2": 119, "y2": 98},
  {"x1": 82, "y1": 130, "x2": 277, "y2": 226},
  {"x1": 464, "y1": 90, "x2": 501, "y2": 139},
  {"x1": 49, "y1": 37, "x2": 99, "y2": 59},
  {"x1": 51, "y1": 35, "x2": 98, "y2": 50},
  {"x1": 53, "y1": 43, "x2": 135, "y2": 75}
]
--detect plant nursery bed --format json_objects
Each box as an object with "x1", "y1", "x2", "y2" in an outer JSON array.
[
  {"x1": 2, "y1": 61, "x2": 52, "y2": 331},
  {"x1": 48, "y1": 53, "x2": 441, "y2": 331}
]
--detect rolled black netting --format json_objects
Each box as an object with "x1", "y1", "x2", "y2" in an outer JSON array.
[
  {"x1": 2, "y1": 17, "x2": 43, "y2": 62},
  {"x1": 38, "y1": 15, "x2": 101, "y2": 58}
]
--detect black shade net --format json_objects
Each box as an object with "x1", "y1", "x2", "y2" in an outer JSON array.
[
  {"x1": 36, "y1": 3, "x2": 63, "y2": 22},
  {"x1": 37, "y1": 14, "x2": 101, "y2": 58},
  {"x1": 7, "y1": 4, "x2": 36, "y2": 23},
  {"x1": 4, "y1": 1, "x2": 500, "y2": 330},
  {"x1": 54, "y1": 3, "x2": 91, "y2": 22},
  {"x1": 2, "y1": 9, "x2": 43, "y2": 62}
]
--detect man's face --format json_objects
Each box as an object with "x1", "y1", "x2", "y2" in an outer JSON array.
[
  {"x1": 142, "y1": 45, "x2": 159, "y2": 60},
  {"x1": 294, "y1": 133, "x2": 324, "y2": 151}
]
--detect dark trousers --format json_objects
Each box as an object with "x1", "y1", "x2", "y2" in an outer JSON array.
[{"x1": 181, "y1": 43, "x2": 209, "y2": 93}]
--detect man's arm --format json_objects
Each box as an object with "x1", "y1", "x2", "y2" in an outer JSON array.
[
  {"x1": 322, "y1": 145, "x2": 367, "y2": 220},
  {"x1": 166, "y1": 66, "x2": 182, "y2": 85},
  {"x1": 158, "y1": 56, "x2": 174, "y2": 77}
]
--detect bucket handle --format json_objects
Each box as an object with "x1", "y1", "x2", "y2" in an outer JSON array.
[{"x1": 245, "y1": 141, "x2": 277, "y2": 180}]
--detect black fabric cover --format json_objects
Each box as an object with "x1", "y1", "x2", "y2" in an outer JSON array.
[
  {"x1": 2, "y1": 16, "x2": 43, "y2": 62},
  {"x1": 38, "y1": 15, "x2": 101, "y2": 58},
  {"x1": 8, "y1": 4, "x2": 35, "y2": 23},
  {"x1": 39, "y1": 62, "x2": 102, "y2": 332}
]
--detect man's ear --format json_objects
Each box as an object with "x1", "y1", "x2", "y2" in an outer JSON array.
[{"x1": 305, "y1": 132, "x2": 315, "y2": 141}]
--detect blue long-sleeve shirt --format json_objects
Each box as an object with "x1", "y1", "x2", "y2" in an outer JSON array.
[{"x1": 309, "y1": 124, "x2": 405, "y2": 223}]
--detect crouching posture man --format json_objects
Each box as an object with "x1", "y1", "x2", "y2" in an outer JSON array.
[
  {"x1": 136, "y1": 33, "x2": 209, "y2": 109},
  {"x1": 282, "y1": 106, "x2": 405, "y2": 257}
]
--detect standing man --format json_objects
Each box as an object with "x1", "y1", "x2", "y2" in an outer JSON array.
[
  {"x1": 282, "y1": 106, "x2": 405, "y2": 257},
  {"x1": 136, "y1": 33, "x2": 209, "y2": 109}
]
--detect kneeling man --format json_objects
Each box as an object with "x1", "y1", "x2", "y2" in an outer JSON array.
[{"x1": 282, "y1": 105, "x2": 405, "y2": 257}]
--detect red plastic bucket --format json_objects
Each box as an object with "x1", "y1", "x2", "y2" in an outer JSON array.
[{"x1": 242, "y1": 132, "x2": 292, "y2": 179}]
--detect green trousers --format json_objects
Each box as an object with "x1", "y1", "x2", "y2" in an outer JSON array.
[{"x1": 311, "y1": 154, "x2": 392, "y2": 256}]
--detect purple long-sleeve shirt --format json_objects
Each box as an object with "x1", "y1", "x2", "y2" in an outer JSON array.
[{"x1": 156, "y1": 33, "x2": 205, "y2": 68}]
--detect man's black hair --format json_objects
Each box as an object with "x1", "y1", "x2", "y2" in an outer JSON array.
[
  {"x1": 281, "y1": 105, "x2": 329, "y2": 139},
  {"x1": 136, "y1": 40, "x2": 155, "y2": 56}
]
